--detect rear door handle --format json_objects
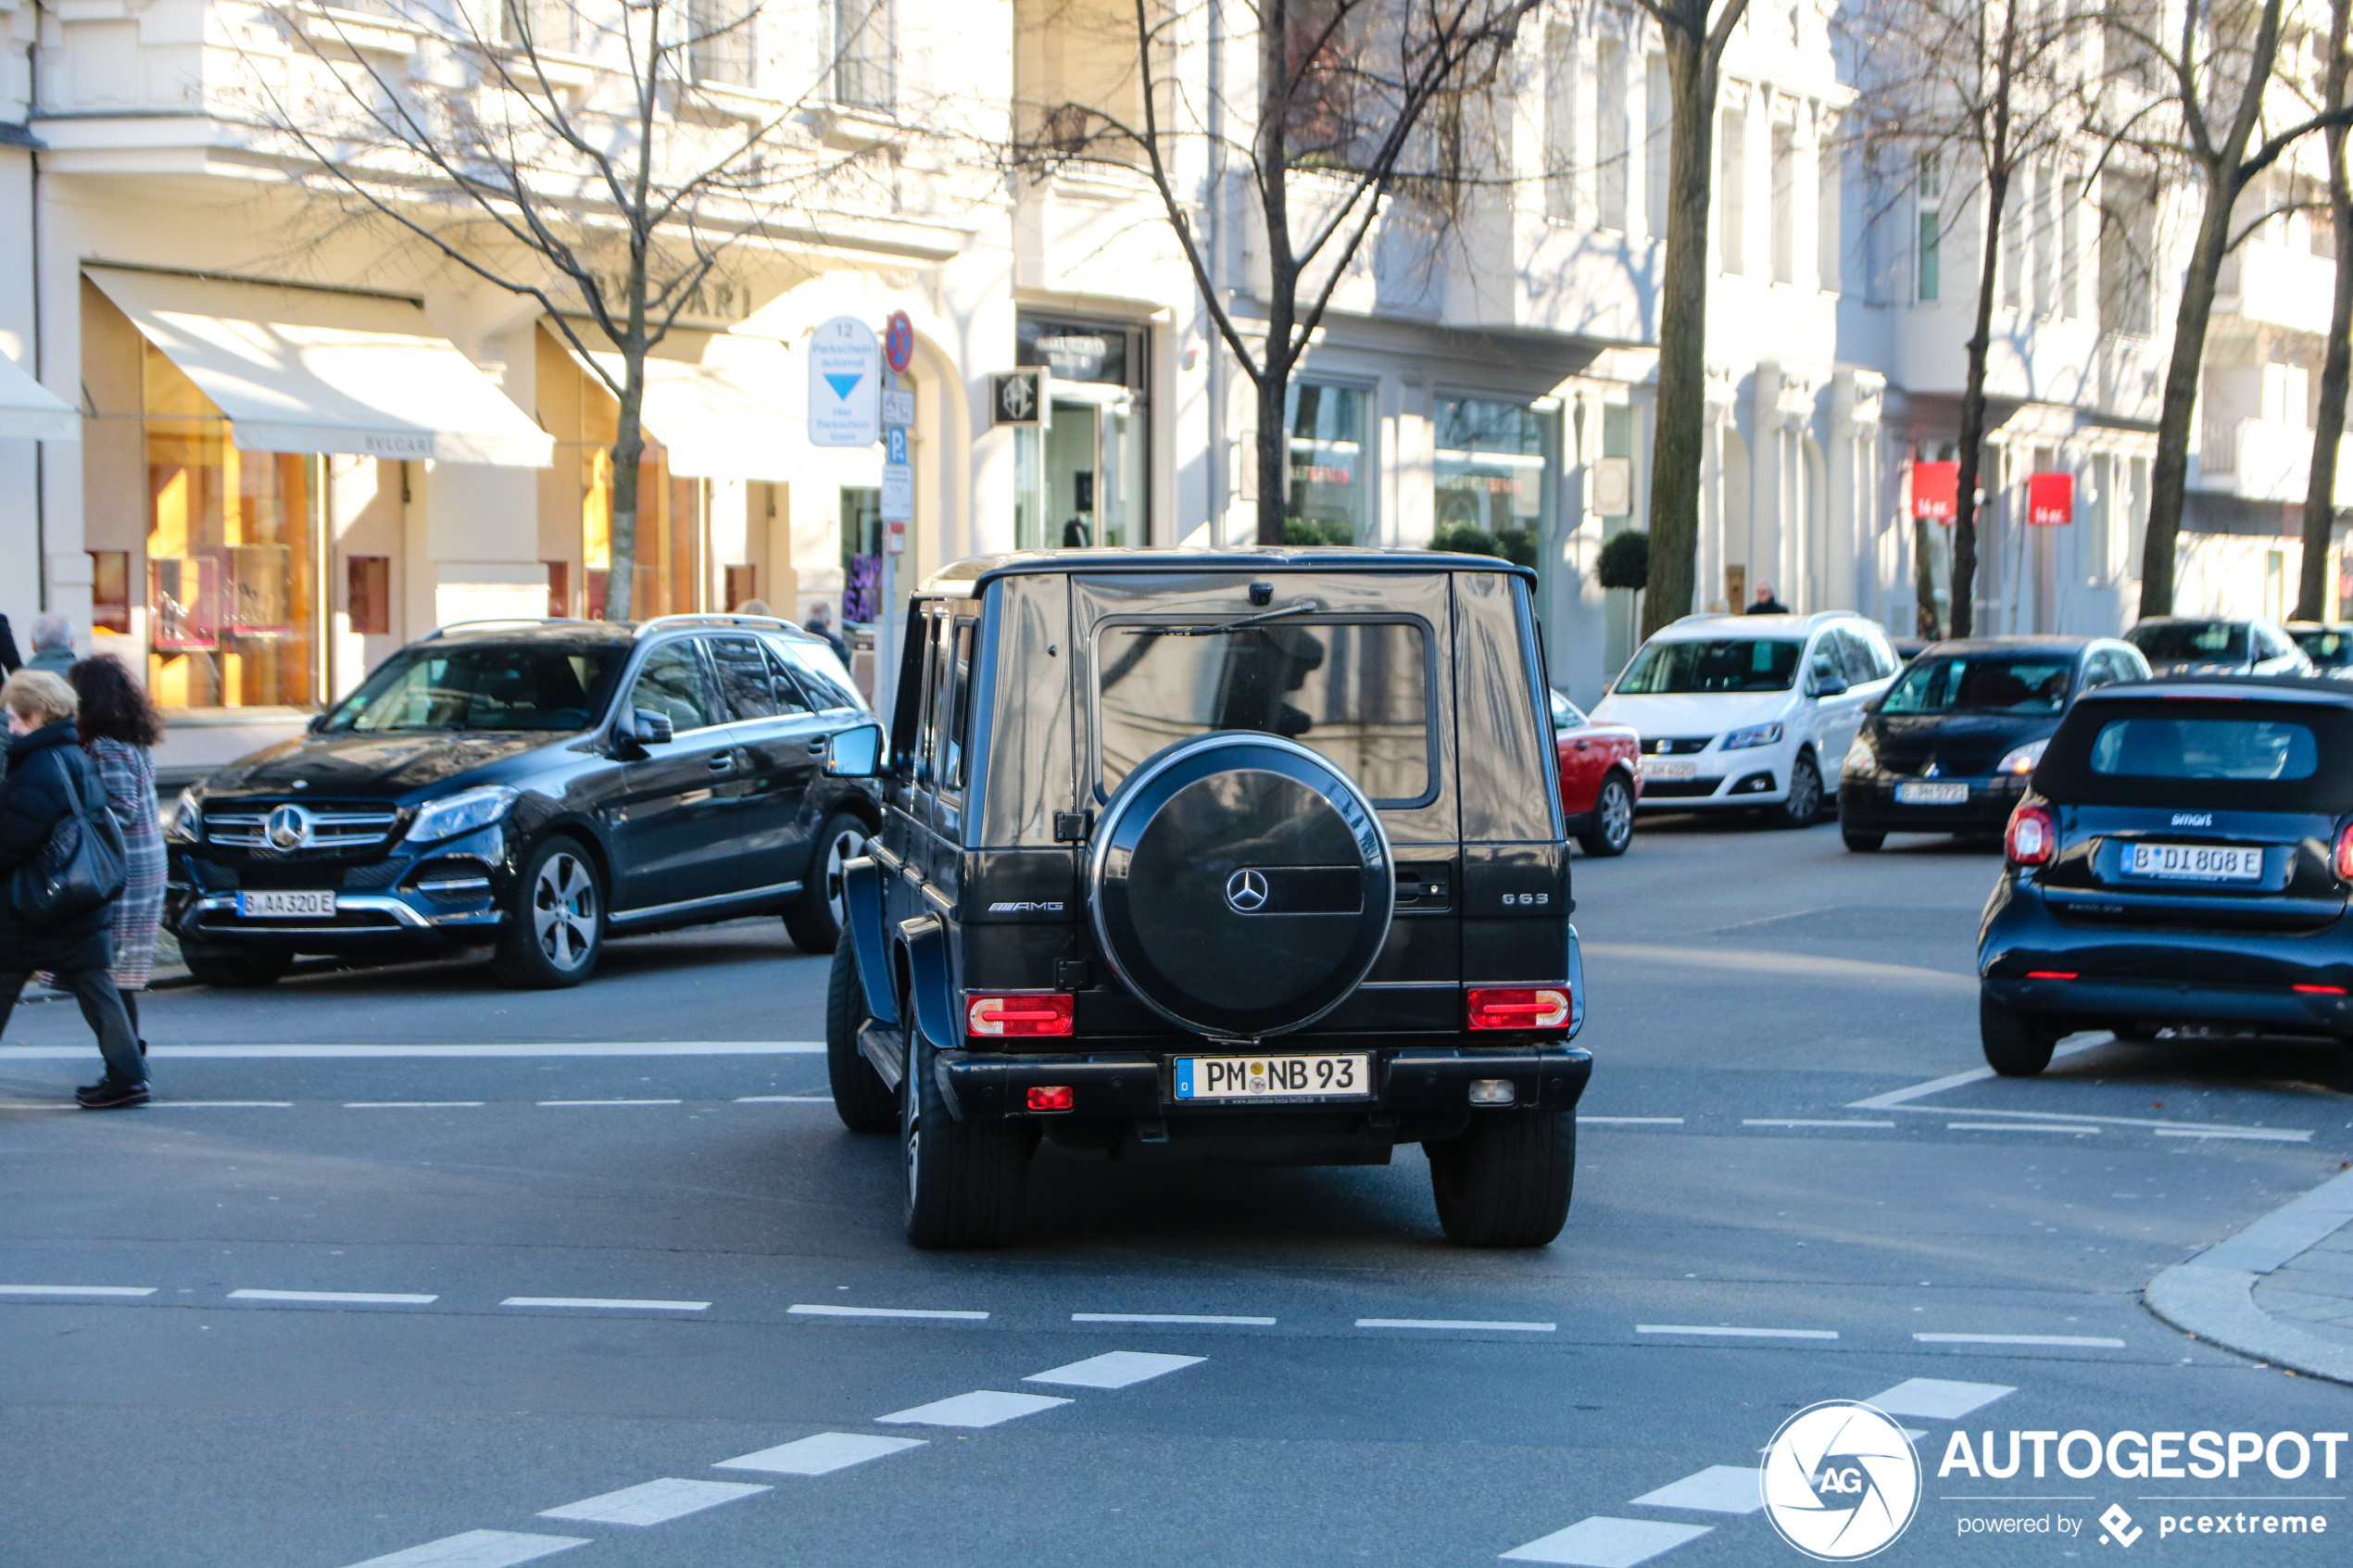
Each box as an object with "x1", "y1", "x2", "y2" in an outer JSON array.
[{"x1": 708, "y1": 755, "x2": 735, "y2": 772}]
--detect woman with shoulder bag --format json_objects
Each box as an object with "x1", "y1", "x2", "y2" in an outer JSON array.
[
  {"x1": 60, "y1": 657, "x2": 167, "y2": 1055},
  {"x1": 0, "y1": 670, "x2": 146, "y2": 1107}
]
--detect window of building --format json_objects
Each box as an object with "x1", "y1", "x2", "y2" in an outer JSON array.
[
  {"x1": 1013, "y1": 313, "x2": 1147, "y2": 550},
  {"x1": 1818, "y1": 141, "x2": 1842, "y2": 292},
  {"x1": 347, "y1": 555, "x2": 391, "y2": 636},
  {"x1": 688, "y1": 0, "x2": 755, "y2": 87},
  {"x1": 1598, "y1": 38, "x2": 1629, "y2": 232},
  {"x1": 1014, "y1": 0, "x2": 1146, "y2": 164},
  {"x1": 1543, "y1": 23, "x2": 1577, "y2": 222},
  {"x1": 1917, "y1": 208, "x2": 1941, "y2": 303},
  {"x1": 835, "y1": 0, "x2": 894, "y2": 111},
  {"x1": 2100, "y1": 174, "x2": 2158, "y2": 336},
  {"x1": 1435, "y1": 396, "x2": 1558, "y2": 576},
  {"x1": 89, "y1": 551, "x2": 131, "y2": 633},
  {"x1": 2060, "y1": 164, "x2": 2082, "y2": 317},
  {"x1": 1285, "y1": 382, "x2": 1372, "y2": 545},
  {"x1": 143, "y1": 342, "x2": 321, "y2": 711},
  {"x1": 840, "y1": 486, "x2": 883, "y2": 624},
  {"x1": 499, "y1": 0, "x2": 573, "y2": 52},
  {"x1": 1645, "y1": 54, "x2": 1670, "y2": 240},
  {"x1": 1770, "y1": 122, "x2": 1795, "y2": 283},
  {"x1": 2032, "y1": 163, "x2": 2056, "y2": 316},
  {"x1": 1719, "y1": 107, "x2": 1747, "y2": 275}
]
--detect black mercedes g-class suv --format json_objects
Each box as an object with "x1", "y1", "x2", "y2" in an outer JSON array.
[{"x1": 821, "y1": 548, "x2": 1592, "y2": 1248}]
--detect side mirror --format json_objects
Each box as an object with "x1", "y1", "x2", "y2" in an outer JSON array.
[
  {"x1": 306, "y1": 713, "x2": 330, "y2": 734},
  {"x1": 617, "y1": 709, "x2": 673, "y2": 755},
  {"x1": 1810, "y1": 670, "x2": 1849, "y2": 698},
  {"x1": 825, "y1": 723, "x2": 885, "y2": 778}
]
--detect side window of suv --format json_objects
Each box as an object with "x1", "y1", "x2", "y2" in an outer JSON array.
[
  {"x1": 1806, "y1": 637, "x2": 1843, "y2": 693},
  {"x1": 708, "y1": 635, "x2": 783, "y2": 723},
  {"x1": 626, "y1": 641, "x2": 717, "y2": 734},
  {"x1": 774, "y1": 642, "x2": 857, "y2": 712},
  {"x1": 1834, "y1": 628, "x2": 1879, "y2": 684},
  {"x1": 936, "y1": 619, "x2": 977, "y2": 793}
]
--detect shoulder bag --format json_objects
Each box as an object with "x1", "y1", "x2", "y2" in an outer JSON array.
[{"x1": 8, "y1": 749, "x2": 129, "y2": 922}]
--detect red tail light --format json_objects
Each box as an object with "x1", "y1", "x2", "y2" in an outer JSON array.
[
  {"x1": 2334, "y1": 822, "x2": 2353, "y2": 881},
  {"x1": 2293, "y1": 984, "x2": 2347, "y2": 996},
  {"x1": 2025, "y1": 971, "x2": 2077, "y2": 980},
  {"x1": 966, "y1": 994, "x2": 1075, "y2": 1037},
  {"x1": 2006, "y1": 805, "x2": 2055, "y2": 867},
  {"x1": 1467, "y1": 986, "x2": 1571, "y2": 1031},
  {"x1": 1026, "y1": 1085, "x2": 1075, "y2": 1111}
]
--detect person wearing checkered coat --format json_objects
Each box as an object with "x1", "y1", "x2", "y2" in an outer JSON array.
[{"x1": 66, "y1": 658, "x2": 168, "y2": 1043}]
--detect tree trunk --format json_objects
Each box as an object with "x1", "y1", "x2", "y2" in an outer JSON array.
[
  {"x1": 1256, "y1": 375, "x2": 1291, "y2": 545},
  {"x1": 2139, "y1": 161, "x2": 2237, "y2": 620},
  {"x1": 1642, "y1": 29, "x2": 1718, "y2": 637},
  {"x1": 1254, "y1": 0, "x2": 1295, "y2": 546},
  {"x1": 1951, "y1": 164, "x2": 2009, "y2": 641},
  {"x1": 1911, "y1": 517, "x2": 1942, "y2": 637},
  {"x1": 604, "y1": 358, "x2": 648, "y2": 622},
  {"x1": 2298, "y1": 0, "x2": 2353, "y2": 621}
]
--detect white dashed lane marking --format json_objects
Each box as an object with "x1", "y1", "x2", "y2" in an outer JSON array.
[
  {"x1": 0, "y1": 1285, "x2": 157, "y2": 1297},
  {"x1": 346, "y1": 1102, "x2": 484, "y2": 1109},
  {"x1": 152, "y1": 1101, "x2": 292, "y2": 1109},
  {"x1": 2155, "y1": 1126, "x2": 2311, "y2": 1142},
  {"x1": 714, "y1": 1434, "x2": 926, "y2": 1475},
  {"x1": 1635, "y1": 1324, "x2": 1837, "y2": 1340},
  {"x1": 788, "y1": 1303, "x2": 988, "y2": 1321},
  {"x1": 536, "y1": 1478, "x2": 768, "y2": 1526},
  {"x1": 0, "y1": 1041, "x2": 824, "y2": 1059},
  {"x1": 1627, "y1": 1466, "x2": 1765, "y2": 1515},
  {"x1": 501, "y1": 1298, "x2": 710, "y2": 1312},
  {"x1": 535, "y1": 1099, "x2": 683, "y2": 1107},
  {"x1": 1577, "y1": 1117, "x2": 1684, "y2": 1125},
  {"x1": 1915, "y1": 1333, "x2": 2125, "y2": 1348},
  {"x1": 229, "y1": 1289, "x2": 437, "y2": 1305},
  {"x1": 1073, "y1": 1312, "x2": 1277, "y2": 1325},
  {"x1": 341, "y1": 1530, "x2": 586, "y2": 1568},
  {"x1": 876, "y1": 1390, "x2": 1073, "y2": 1428},
  {"x1": 1501, "y1": 1516, "x2": 1711, "y2": 1565},
  {"x1": 1357, "y1": 1318, "x2": 1556, "y2": 1333},
  {"x1": 1025, "y1": 1351, "x2": 1203, "y2": 1388},
  {"x1": 734, "y1": 1095, "x2": 835, "y2": 1102},
  {"x1": 1743, "y1": 1119, "x2": 1895, "y2": 1129},
  {"x1": 1863, "y1": 1377, "x2": 2017, "y2": 1419},
  {"x1": 1947, "y1": 1123, "x2": 2096, "y2": 1134}
]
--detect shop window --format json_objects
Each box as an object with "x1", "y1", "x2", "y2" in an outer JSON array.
[
  {"x1": 840, "y1": 486, "x2": 884, "y2": 623},
  {"x1": 1284, "y1": 382, "x2": 1371, "y2": 545},
  {"x1": 144, "y1": 342, "x2": 319, "y2": 711},
  {"x1": 577, "y1": 373, "x2": 704, "y2": 621},
  {"x1": 725, "y1": 564, "x2": 760, "y2": 613},
  {"x1": 546, "y1": 560, "x2": 570, "y2": 619},
  {"x1": 1434, "y1": 397, "x2": 1557, "y2": 571},
  {"x1": 89, "y1": 551, "x2": 131, "y2": 633},
  {"x1": 1013, "y1": 313, "x2": 1148, "y2": 550},
  {"x1": 347, "y1": 555, "x2": 391, "y2": 636}
]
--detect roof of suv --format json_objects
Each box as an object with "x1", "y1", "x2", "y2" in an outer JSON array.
[
  {"x1": 1650, "y1": 610, "x2": 1874, "y2": 640},
  {"x1": 417, "y1": 615, "x2": 827, "y2": 647},
  {"x1": 1915, "y1": 635, "x2": 2118, "y2": 657},
  {"x1": 920, "y1": 546, "x2": 1535, "y2": 596}
]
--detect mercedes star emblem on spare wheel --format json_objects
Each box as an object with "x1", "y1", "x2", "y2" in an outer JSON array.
[
  {"x1": 266, "y1": 804, "x2": 313, "y2": 851},
  {"x1": 1225, "y1": 868, "x2": 1269, "y2": 913}
]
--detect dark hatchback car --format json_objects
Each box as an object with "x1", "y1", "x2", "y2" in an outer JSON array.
[
  {"x1": 1978, "y1": 678, "x2": 2353, "y2": 1074},
  {"x1": 821, "y1": 548, "x2": 1592, "y2": 1250},
  {"x1": 165, "y1": 616, "x2": 880, "y2": 989},
  {"x1": 1838, "y1": 635, "x2": 2149, "y2": 850},
  {"x1": 2288, "y1": 622, "x2": 2353, "y2": 679}
]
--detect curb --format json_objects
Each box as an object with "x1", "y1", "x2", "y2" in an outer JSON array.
[{"x1": 2143, "y1": 1166, "x2": 2353, "y2": 1386}]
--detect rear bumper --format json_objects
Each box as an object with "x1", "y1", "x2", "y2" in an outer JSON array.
[
  {"x1": 1983, "y1": 973, "x2": 2353, "y2": 1034},
  {"x1": 938, "y1": 1041, "x2": 1593, "y2": 1123}
]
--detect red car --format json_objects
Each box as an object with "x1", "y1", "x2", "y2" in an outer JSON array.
[{"x1": 1551, "y1": 689, "x2": 1641, "y2": 857}]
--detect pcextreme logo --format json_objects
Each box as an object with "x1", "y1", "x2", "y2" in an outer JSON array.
[{"x1": 1760, "y1": 1400, "x2": 1923, "y2": 1561}]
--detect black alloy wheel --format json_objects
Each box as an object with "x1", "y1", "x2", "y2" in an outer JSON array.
[
  {"x1": 1980, "y1": 994, "x2": 2057, "y2": 1076},
  {"x1": 901, "y1": 1002, "x2": 1036, "y2": 1248},
  {"x1": 1771, "y1": 753, "x2": 1824, "y2": 830},
  {"x1": 1579, "y1": 774, "x2": 1635, "y2": 858},
  {"x1": 492, "y1": 836, "x2": 603, "y2": 989},
  {"x1": 181, "y1": 945, "x2": 291, "y2": 989},
  {"x1": 785, "y1": 812, "x2": 869, "y2": 954},
  {"x1": 824, "y1": 940, "x2": 897, "y2": 1135},
  {"x1": 1427, "y1": 1110, "x2": 1576, "y2": 1247}
]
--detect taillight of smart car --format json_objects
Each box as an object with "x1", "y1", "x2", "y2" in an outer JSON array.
[
  {"x1": 1467, "y1": 987, "x2": 1571, "y2": 1031},
  {"x1": 966, "y1": 994, "x2": 1075, "y2": 1037},
  {"x1": 2334, "y1": 822, "x2": 2353, "y2": 882},
  {"x1": 2005, "y1": 805, "x2": 2055, "y2": 868}
]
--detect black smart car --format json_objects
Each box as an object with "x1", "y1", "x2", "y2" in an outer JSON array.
[
  {"x1": 165, "y1": 616, "x2": 880, "y2": 989},
  {"x1": 1838, "y1": 635, "x2": 2149, "y2": 850},
  {"x1": 1978, "y1": 677, "x2": 2353, "y2": 1074},
  {"x1": 819, "y1": 548, "x2": 1593, "y2": 1249}
]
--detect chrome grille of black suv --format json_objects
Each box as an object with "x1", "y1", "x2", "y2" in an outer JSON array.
[{"x1": 205, "y1": 804, "x2": 402, "y2": 853}]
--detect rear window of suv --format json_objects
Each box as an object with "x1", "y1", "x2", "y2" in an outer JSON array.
[
  {"x1": 2038, "y1": 697, "x2": 2353, "y2": 810},
  {"x1": 1095, "y1": 618, "x2": 1434, "y2": 805}
]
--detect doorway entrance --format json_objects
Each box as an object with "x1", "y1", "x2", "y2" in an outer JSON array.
[{"x1": 1042, "y1": 389, "x2": 1142, "y2": 548}]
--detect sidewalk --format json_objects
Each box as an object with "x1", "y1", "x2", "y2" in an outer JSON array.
[{"x1": 2145, "y1": 1165, "x2": 2353, "y2": 1385}]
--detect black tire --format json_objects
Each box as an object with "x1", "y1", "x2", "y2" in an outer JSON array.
[
  {"x1": 825, "y1": 940, "x2": 897, "y2": 1135},
  {"x1": 1981, "y1": 995, "x2": 2057, "y2": 1076},
  {"x1": 1842, "y1": 828, "x2": 1885, "y2": 852},
  {"x1": 901, "y1": 1005, "x2": 1036, "y2": 1249},
  {"x1": 491, "y1": 836, "x2": 603, "y2": 989},
  {"x1": 784, "y1": 811, "x2": 870, "y2": 954},
  {"x1": 181, "y1": 946, "x2": 290, "y2": 988},
  {"x1": 1771, "y1": 753, "x2": 1824, "y2": 829},
  {"x1": 1578, "y1": 773, "x2": 1635, "y2": 858},
  {"x1": 1427, "y1": 1110, "x2": 1576, "y2": 1248},
  {"x1": 2112, "y1": 1024, "x2": 2162, "y2": 1043}
]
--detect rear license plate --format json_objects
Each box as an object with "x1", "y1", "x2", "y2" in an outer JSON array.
[
  {"x1": 1895, "y1": 781, "x2": 1969, "y2": 805},
  {"x1": 2122, "y1": 843, "x2": 2264, "y2": 883},
  {"x1": 238, "y1": 890, "x2": 336, "y2": 919},
  {"x1": 1174, "y1": 1054, "x2": 1371, "y2": 1101},
  {"x1": 1641, "y1": 758, "x2": 1698, "y2": 781}
]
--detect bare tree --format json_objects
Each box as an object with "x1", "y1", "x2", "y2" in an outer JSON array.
[
  {"x1": 1849, "y1": 0, "x2": 2086, "y2": 639},
  {"x1": 1632, "y1": 0, "x2": 1745, "y2": 637},
  {"x1": 248, "y1": 0, "x2": 877, "y2": 620},
  {"x1": 2103, "y1": 0, "x2": 2353, "y2": 617},
  {"x1": 2296, "y1": 0, "x2": 2353, "y2": 620},
  {"x1": 1022, "y1": 0, "x2": 1538, "y2": 546}
]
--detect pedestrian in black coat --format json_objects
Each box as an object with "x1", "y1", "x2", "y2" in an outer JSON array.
[
  {"x1": 0, "y1": 613, "x2": 20, "y2": 675},
  {"x1": 0, "y1": 670, "x2": 147, "y2": 1106}
]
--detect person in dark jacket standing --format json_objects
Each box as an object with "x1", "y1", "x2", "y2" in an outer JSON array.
[
  {"x1": 0, "y1": 613, "x2": 20, "y2": 675},
  {"x1": 1746, "y1": 583, "x2": 1791, "y2": 615},
  {"x1": 0, "y1": 670, "x2": 147, "y2": 1108}
]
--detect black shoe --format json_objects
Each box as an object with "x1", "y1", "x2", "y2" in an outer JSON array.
[
  {"x1": 138, "y1": 1039, "x2": 148, "y2": 1057},
  {"x1": 75, "y1": 1080, "x2": 149, "y2": 1110}
]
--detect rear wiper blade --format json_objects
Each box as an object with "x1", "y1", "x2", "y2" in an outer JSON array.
[{"x1": 1126, "y1": 600, "x2": 1322, "y2": 637}]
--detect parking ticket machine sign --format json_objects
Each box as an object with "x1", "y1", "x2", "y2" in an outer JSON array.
[{"x1": 808, "y1": 317, "x2": 880, "y2": 447}]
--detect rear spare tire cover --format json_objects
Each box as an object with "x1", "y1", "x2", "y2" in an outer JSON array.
[{"x1": 1088, "y1": 733, "x2": 1393, "y2": 1037}]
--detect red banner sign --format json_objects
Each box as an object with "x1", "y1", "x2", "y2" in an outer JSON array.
[
  {"x1": 2027, "y1": 470, "x2": 2074, "y2": 526},
  {"x1": 1912, "y1": 460, "x2": 1958, "y2": 522}
]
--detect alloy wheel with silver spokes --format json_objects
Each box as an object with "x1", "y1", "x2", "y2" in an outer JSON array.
[
  {"x1": 1581, "y1": 774, "x2": 1634, "y2": 857},
  {"x1": 533, "y1": 849, "x2": 599, "y2": 971},
  {"x1": 824, "y1": 822, "x2": 868, "y2": 930}
]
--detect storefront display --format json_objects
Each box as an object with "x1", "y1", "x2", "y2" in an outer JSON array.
[
  {"x1": 1434, "y1": 397, "x2": 1556, "y2": 569},
  {"x1": 1285, "y1": 382, "x2": 1371, "y2": 545}
]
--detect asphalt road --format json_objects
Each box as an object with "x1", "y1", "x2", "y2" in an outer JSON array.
[{"x1": 4, "y1": 813, "x2": 2351, "y2": 1568}]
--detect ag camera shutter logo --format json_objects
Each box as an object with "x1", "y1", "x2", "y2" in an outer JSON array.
[{"x1": 1760, "y1": 1400, "x2": 1921, "y2": 1560}]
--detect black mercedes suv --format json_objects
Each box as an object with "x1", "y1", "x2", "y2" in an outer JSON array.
[
  {"x1": 818, "y1": 548, "x2": 1593, "y2": 1249},
  {"x1": 1979, "y1": 677, "x2": 2353, "y2": 1073},
  {"x1": 165, "y1": 616, "x2": 880, "y2": 989}
]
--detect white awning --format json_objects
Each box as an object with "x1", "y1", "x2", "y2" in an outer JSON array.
[
  {"x1": 0, "y1": 348, "x2": 77, "y2": 442},
  {"x1": 573, "y1": 329, "x2": 797, "y2": 481},
  {"x1": 86, "y1": 268, "x2": 553, "y2": 469}
]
